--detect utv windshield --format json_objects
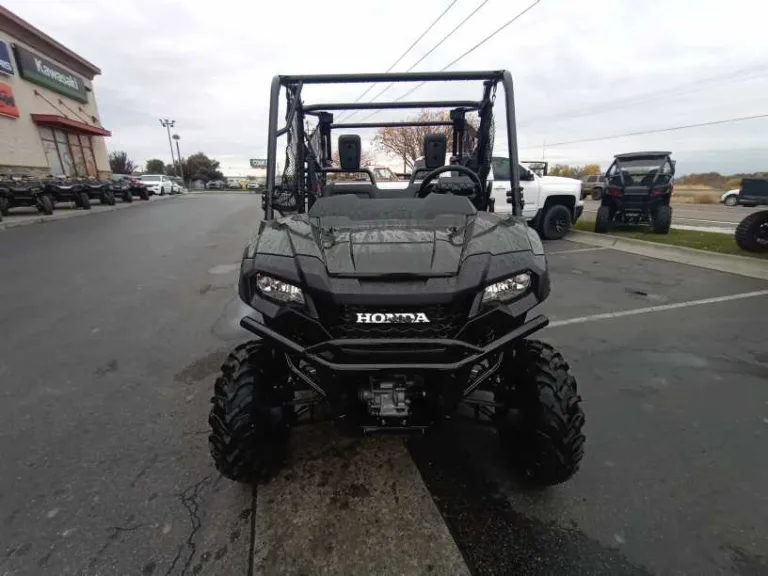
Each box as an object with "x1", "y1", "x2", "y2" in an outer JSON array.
[{"x1": 615, "y1": 157, "x2": 670, "y2": 173}]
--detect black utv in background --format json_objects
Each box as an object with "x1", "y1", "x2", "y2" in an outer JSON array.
[
  {"x1": 42, "y1": 177, "x2": 90, "y2": 210},
  {"x1": 80, "y1": 178, "x2": 116, "y2": 206},
  {"x1": 208, "y1": 70, "x2": 586, "y2": 489},
  {"x1": 594, "y1": 151, "x2": 675, "y2": 234},
  {"x1": 734, "y1": 178, "x2": 768, "y2": 252},
  {"x1": 0, "y1": 175, "x2": 52, "y2": 216}
]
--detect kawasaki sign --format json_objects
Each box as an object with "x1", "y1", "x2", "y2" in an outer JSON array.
[{"x1": 13, "y1": 45, "x2": 88, "y2": 103}]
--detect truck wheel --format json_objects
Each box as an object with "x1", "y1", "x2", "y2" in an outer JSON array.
[
  {"x1": 724, "y1": 195, "x2": 739, "y2": 207},
  {"x1": 591, "y1": 188, "x2": 602, "y2": 201},
  {"x1": 209, "y1": 341, "x2": 292, "y2": 483},
  {"x1": 0, "y1": 197, "x2": 9, "y2": 216},
  {"x1": 123, "y1": 191, "x2": 133, "y2": 203},
  {"x1": 496, "y1": 340, "x2": 585, "y2": 487},
  {"x1": 540, "y1": 204, "x2": 572, "y2": 240},
  {"x1": 594, "y1": 205, "x2": 611, "y2": 233},
  {"x1": 40, "y1": 194, "x2": 54, "y2": 215},
  {"x1": 735, "y1": 210, "x2": 768, "y2": 253},
  {"x1": 652, "y1": 205, "x2": 672, "y2": 234},
  {"x1": 79, "y1": 192, "x2": 91, "y2": 210}
]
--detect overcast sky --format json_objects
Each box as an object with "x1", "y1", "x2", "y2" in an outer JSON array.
[{"x1": 7, "y1": 0, "x2": 768, "y2": 175}]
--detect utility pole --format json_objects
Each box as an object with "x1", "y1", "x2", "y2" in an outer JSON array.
[
  {"x1": 159, "y1": 118, "x2": 177, "y2": 176},
  {"x1": 173, "y1": 134, "x2": 185, "y2": 184}
]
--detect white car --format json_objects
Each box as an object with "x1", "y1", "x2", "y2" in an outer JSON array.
[
  {"x1": 139, "y1": 174, "x2": 174, "y2": 196},
  {"x1": 721, "y1": 188, "x2": 741, "y2": 206}
]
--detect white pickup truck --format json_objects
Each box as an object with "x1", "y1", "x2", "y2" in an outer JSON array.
[
  {"x1": 335, "y1": 157, "x2": 583, "y2": 240},
  {"x1": 405, "y1": 155, "x2": 584, "y2": 240},
  {"x1": 488, "y1": 157, "x2": 584, "y2": 240}
]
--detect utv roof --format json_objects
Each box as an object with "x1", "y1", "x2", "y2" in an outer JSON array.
[{"x1": 614, "y1": 151, "x2": 672, "y2": 159}]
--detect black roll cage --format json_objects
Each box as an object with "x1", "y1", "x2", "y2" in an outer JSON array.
[
  {"x1": 264, "y1": 70, "x2": 522, "y2": 220},
  {"x1": 606, "y1": 152, "x2": 675, "y2": 188}
]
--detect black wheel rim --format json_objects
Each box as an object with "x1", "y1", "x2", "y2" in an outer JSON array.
[
  {"x1": 550, "y1": 215, "x2": 568, "y2": 234},
  {"x1": 757, "y1": 222, "x2": 768, "y2": 245}
]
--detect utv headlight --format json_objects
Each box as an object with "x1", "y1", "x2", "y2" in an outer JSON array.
[
  {"x1": 256, "y1": 273, "x2": 305, "y2": 305},
  {"x1": 481, "y1": 272, "x2": 532, "y2": 304}
]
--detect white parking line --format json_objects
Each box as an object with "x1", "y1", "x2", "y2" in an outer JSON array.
[
  {"x1": 548, "y1": 289, "x2": 768, "y2": 328},
  {"x1": 547, "y1": 247, "x2": 611, "y2": 255}
]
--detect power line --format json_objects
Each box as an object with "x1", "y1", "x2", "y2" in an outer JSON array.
[
  {"x1": 518, "y1": 113, "x2": 768, "y2": 149},
  {"x1": 346, "y1": 0, "x2": 493, "y2": 121},
  {"x1": 336, "y1": 0, "x2": 460, "y2": 122},
  {"x1": 356, "y1": 0, "x2": 542, "y2": 123},
  {"x1": 519, "y1": 62, "x2": 768, "y2": 128}
]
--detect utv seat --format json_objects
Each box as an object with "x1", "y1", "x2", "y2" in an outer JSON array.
[
  {"x1": 323, "y1": 134, "x2": 378, "y2": 198},
  {"x1": 640, "y1": 169, "x2": 659, "y2": 187},
  {"x1": 324, "y1": 182, "x2": 377, "y2": 198}
]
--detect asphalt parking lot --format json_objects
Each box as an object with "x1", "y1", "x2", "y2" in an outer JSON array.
[{"x1": 1, "y1": 192, "x2": 766, "y2": 575}]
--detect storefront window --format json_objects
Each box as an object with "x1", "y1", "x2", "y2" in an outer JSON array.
[
  {"x1": 68, "y1": 133, "x2": 87, "y2": 176},
  {"x1": 59, "y1": 145, "x2": 76, "y2": 176},
  {"x1": 41, "y1": 139, "x2": 64, "y2": 176},
  {"x1": 38, "y1": 127, "x2": 99, "y2": 178},
  {"x1": 79, "y1": 135, "x2": 98, "y2": 177},
  {"x1": 82, "y1": 145, "x2": 98, "y2": 177}
]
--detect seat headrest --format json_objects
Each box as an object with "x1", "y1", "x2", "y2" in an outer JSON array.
[
  {"x1": 338, "y1": 135, "x2": 362, "y2": 171},
  {"x1": 424, "y1": 134, "x2": 447, "y2": 170}
]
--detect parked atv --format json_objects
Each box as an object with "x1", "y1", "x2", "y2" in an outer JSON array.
[
  {"x1": 594, "y1": 151, "x2": 675, "y2": 234},
  {"x1": 111, "y1": 175, "x2": 150, "y2": 201},
  {"x1": 43, "y1": 177, "x2": 89, "y2": 210},
  {"x1": 208, "y1": 70, "x2": 585, "y2": 489},
  {"x1": 109, "y1": 175, "x2": 133, "y2": 203},
  {"x1": 734, "y1": 178, "x2": 768, "y2": 252},
  {"x1": 80, "y1": 179, "x2": 116, "y2": 206},
  {"x1": 0, "y1": 181, "x2": 8, "y2": 222},
  {"x1": 0, "y1": 175, "x2": 52, "y2": 215}
]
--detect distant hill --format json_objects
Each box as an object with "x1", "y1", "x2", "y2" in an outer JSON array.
[{"x1": 676, "y1": 171, "x2": 767, "y2": 189}]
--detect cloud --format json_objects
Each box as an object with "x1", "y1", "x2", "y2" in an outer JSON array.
[{"x1": 6, "y1": 0, "x2": 768, "y2": 175}]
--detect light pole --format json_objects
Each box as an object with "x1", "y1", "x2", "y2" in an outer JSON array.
[
  {"x1": 172, "y1": 134, "x2": 185, "y2": 184},
  {"x1": 159, "y1": 118, "x2": 177, "y2": 176}
]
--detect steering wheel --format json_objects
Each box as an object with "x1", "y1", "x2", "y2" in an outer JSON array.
[{"x1": 416, "y1": 164, "x2": 483, "y2": 199}]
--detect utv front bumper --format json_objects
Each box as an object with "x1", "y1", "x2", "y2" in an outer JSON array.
[{"x1": 240, "y1": 313, "x2": 548, "y2": 373}]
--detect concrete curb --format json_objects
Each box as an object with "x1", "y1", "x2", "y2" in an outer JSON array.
[
  {"x1": 566, "y1": 230, "x2": 768, "y2": 281},
  {"x1": 0, "y1": 194, "x2": 180, "y2": 231}
]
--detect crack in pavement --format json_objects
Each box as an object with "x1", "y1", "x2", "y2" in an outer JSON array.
[
  {"x1": 164, "y1": 475, "x2": 213, "y2": 576},
  {"x1": 86, "y1": 519, "x2": 152, "y2": 571}
]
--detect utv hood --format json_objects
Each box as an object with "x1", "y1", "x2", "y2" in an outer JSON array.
[{"x1": 255, "y1": 195, "x2": 535, "y2": 277}]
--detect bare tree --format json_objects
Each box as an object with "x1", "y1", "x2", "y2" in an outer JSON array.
[
  {"x1": 108, "y1": 151, "x2": 137, "y2": 174},
  {"x1": 331, "y1": 148, "x2": 376, "y2": 168},
  {"x1": 373, "y1": 110, "x2": 478, "y2": 170}
]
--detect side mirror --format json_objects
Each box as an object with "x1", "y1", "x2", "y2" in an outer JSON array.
[{"x1": 520, "y1": 170, "x2": 535, "y2": 181}]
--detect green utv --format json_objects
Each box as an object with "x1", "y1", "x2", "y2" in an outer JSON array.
[{"x1": 208, "y1": 71, "x2": 585, "y2": 487}]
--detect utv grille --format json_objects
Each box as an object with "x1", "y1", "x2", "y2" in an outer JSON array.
[{"x1": 327, "y1": 304, "x2": 466, "y2": 340}]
